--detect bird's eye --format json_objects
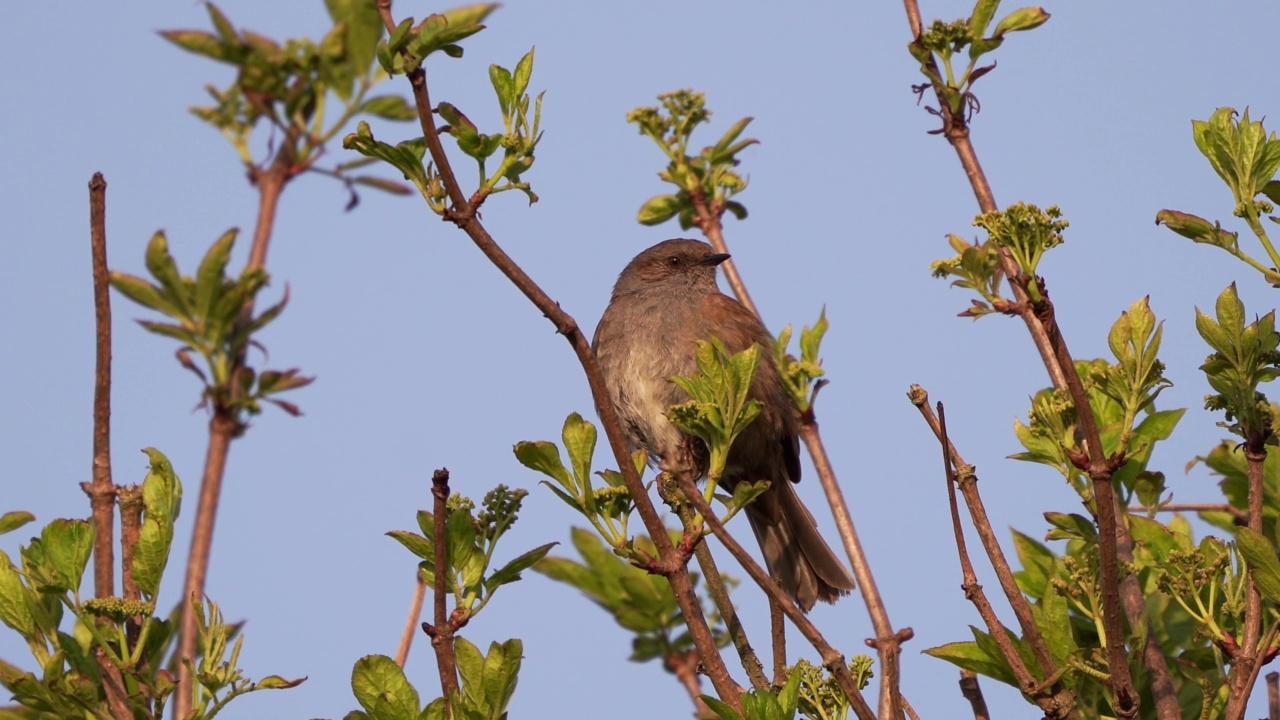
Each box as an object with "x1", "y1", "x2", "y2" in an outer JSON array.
[{"x1": 666, "y1": 256, "x2": 681, "y2": 267}]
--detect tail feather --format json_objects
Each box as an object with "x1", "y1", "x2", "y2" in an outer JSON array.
[{"x1": 745, "y1": 479, "x2": 854, "y2": 612}]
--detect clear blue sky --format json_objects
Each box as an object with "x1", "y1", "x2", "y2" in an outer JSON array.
[{"x1": 3, "y1": 1, "x2": 1279, "y2": 717}]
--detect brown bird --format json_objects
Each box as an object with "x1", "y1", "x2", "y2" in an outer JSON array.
[{"x1": 592, "y1": 238, "x2": 854, "y2": 611}]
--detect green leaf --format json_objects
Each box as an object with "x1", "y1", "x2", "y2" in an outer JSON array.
[
  {"x1": 992, "y1": 6, "x2": 1050, "y2": 37},
  {"x1": 144, "y1": 231, "x2": 192, "y2": 320},
  {"x1": 453, "y1": 636, "x2": 484, "y2": 699},
  {"x1": 485, "y1": 542, "x2": 557, "y2": 594},
  {"x1": 134, "y1": 448, "x2": 182, "y2": 599},
  {"x1": 637, "y1": 194, "x2": 684, "y2": 225},
  {"x1": 360, "y1": 95, "x2": 417, "y2": 121},
  {"x1": 479, "y1": 639, "x2": 522, "y2": 717},
  {"x1": 0, "y1": 512, "x2": 35, "y2": 536},
  {"x1": 0, "y1": 550, "x2": 36, "y2": 637},
  {"x1": 351, "y1": 655, "x2": 421, "y2": 720},
  {"x1": 512, "y1": 48, "x2": 534, "y2": 104},
  {"x1": 1044, "y1": 511, "x2": 1097, "y2": 543},
  {"x1": 1236, "y1": 527, "x2": 1280, "y2": 603},
  {"x1": 325, "y1": 0, "x2": 383, "y2": 77},
  {"x1": 159, "y1": 30, "x2": 236, "y2": 63},
  {"x1": 701, "y1": 696, "x2": 744, "y2": 720},
  {"x1": 41, "y1": 520, "x2": 93, "y2": 593},
  {"x1": 109, "y1": 272, "x2": 182, "y2": 318},
  {"x1": 513, "y1": 441, "x2": 574, "y2": 491},
  {"x1": 561, "y1": 413, "x2": 596, "y2": 489},
  {"x1": 1011, "y1": 529, "x2": 1055, "y2": 597},
  {"x1": 389, "y1": 533, "x2": 433, "y2": 575},
  {"x1": 967, "y1": 0, "x2": 1001, "y2": 37},
  {"x1": 194, "y1": 229, "x2": 237, "y2": 324},
  {"x1": 343, "y1": 122, "x2": 429, "y2": 192},
  {"x1": 488, "y1": 63, "x2": 514, "y2": 116}
]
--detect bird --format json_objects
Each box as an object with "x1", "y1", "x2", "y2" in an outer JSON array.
[{"x1": 592, "y1": 238, "x2": 854, "y2": 611}]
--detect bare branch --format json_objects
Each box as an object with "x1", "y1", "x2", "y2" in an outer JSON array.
[
  {"x1": 83, "y1": 172, "x2": 117, "y2": 600},
  {"x1": 959, "y1": 669, "x2": 989, "y2": 720},
  {"x1": 426, "y1": 469, "x2": 460, "y2": 710},
  {"x1": 395, "y1": 573, "x2": 428, "y2": 667},
  {"x1": 912, "y1": 388, "x2": 1078, "y2": 719},
  {"x1": 674, "y1": 473, "x2": 877, "y2": 720}
]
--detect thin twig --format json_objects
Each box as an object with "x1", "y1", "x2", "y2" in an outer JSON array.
[
  {"x1": 1225, "y1": 447, "x2": 1268, "y2": 720},
  {"x1": 1032, "y1": 288, "x2": 1137, "y2": 717},
  {"x1": 427, "y1": 469, "x2": 460, "y2": 709},
  {"x1": 1267, "y1": 670, "x2": 1278, "y2": 720},
  {"x1": 665, "y1": 649, "x2": 714, "y2": 719},
  {"x1": 83, "y1": 174, "x2": 131, "y2": 720},
  {"x1": 93, "y1": 645, "x2": 135, "y2": 720},
  {"x1": 688, "y1": 185, "x2": 902, "y2": 716},
  {"x1": 395, "y1": 573, "x2": 427, "y2": 667},
  {"x1": 912, "y1": 387, "x2": 1078, "y2": 719},
  {"x1": 689, "y1": 189, "x2": 759, "y2": 317},
  {"x1": 674, "y1": 473, "x2": 877, "y2": 720},
  {"x1": 84, "y1": 172, "x2": 117, "y2": 600},
  {"x1": 173, "y1": 156, "x2": 293, "y2": 720},
  {"x1": 373, "y1": 0, "x2": 742, "y2": 707},
  {"x1": 959, "y1": 669, "x2": 989, "y2": 720},
  {"x1": 796, "y1": 422, "x2": 903, "y2": 716},
  {"x1": 680, "y1": 506, "x2": 769, "y2": 691},
  {"x1": 938, "y1": 403, "x2": 1041, "y2": 695},
  {"x1": 770, "y1": 599, "x2": 787, "y2": 687}
]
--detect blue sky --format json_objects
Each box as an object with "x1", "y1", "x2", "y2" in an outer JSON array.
[{"x1": 3, "y1": 1, "x2": 1280, "y2": 718}]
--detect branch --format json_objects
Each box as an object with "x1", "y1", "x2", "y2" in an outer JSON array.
[
  {"x1": 912, "y1": 388, "x2": 1079, "y2": 719},
  {"x1": 426, "y1": 469, "x2": 459, "y2": 709},
  {"x1": 770, "y1": 600, "x2": 787, "y2": 686},
  {"x1": 1267, "y1": 670, "x2": 1278, "y2": 720},
  {"x1": 665, "y1": 649, "x2": 714, "y2": 720},
  {"x1": 674, "y1": 473, "x2": 877, "y2": 720},
  {"x1": 173, "y1": 148, "x2": 294, "y2": 720},
  {"x1": 687, "y1": 153, "x2": 903, "y2": 718},
  {"x1": 898, "y1": 1, "x2": 1181, "y2": 713},
  {"x1": 959, "y1": 669, "x2": 989, "y2": 720},
  {"x1": 395, "y1": 573, "x2": 428, "y2": 667},
  {"x1": 689, "y1": 189, "x2": 759, "y2": 317},
  {"x1": 1032, "y1": 288, "x2": 1137, "y2": 717},
  {"x1": 677, "y1": 505, "x2": 769, "y2": 691},
  {"x1": 373, "y1": 1, "x2": 741, "y2": 707},
  {"x1": 796, "y1": 421, "x2": 903, "y2": 717},
  {"x1": 1225, "y1": 447, "x2": 1269, "y2": 720},
  {"x1": 83, "y1": 172, "x2": 117, "y2": 600}
]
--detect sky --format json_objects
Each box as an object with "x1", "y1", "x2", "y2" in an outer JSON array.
[{"x1": 3, "y1": 1, "x2": 1280, "y2": 718}]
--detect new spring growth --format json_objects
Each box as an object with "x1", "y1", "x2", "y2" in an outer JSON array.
[
  {"x1": 667, "y1": 339, "x2": 763, "y2": 490},
  {"x1": 629, "y1": 90, "x2": 756, "y2": 230},
  {"x1": 930, "y1": 234, "x2": 1005, "y2": 318},
  {"x1": 974, "y1": 202, "x2": 1067, "y2": 301},
  {"x1": 1196, "y1": 283, "x2": 1280, "y2": 447},
  {"x1": 774, "y1": 308, "x2": 829, "y2": 412}
]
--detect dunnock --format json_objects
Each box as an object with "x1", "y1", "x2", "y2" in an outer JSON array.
[{"x1": 593, "y1": 238, "x2": 854, "y2": 611}]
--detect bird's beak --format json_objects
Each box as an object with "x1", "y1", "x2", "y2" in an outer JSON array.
[{"x1": 699, "y1": 253, "x2": 730, "y2": 267}]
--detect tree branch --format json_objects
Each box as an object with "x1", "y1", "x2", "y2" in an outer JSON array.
[
  {"x1": 898, "y1": 1, "x2": 1180, "y2": 713},
  {"x1": 959, "y1": 669, "x2": 989, "y2": 720},
  {"x1": 396, "y1": 573, "x2": 428, "y2": 667},
  {"x1": 674, "y1": 473, "x2": 877, "y2": 720},
  {"x1": 83, "y1": 172, "x2": 117, "y2": 600},
  {"x1": 427, "y1": 468, "x2": 459, "y2": 710},
  {"x1": 912, "y1": 388, "x2": 1078, "y2": 719},
  {"x1": 373, "y1": 1, "x2": 741, "y2": 707},
  {"x1": 688, "y1": 158, "x2": 902, "y2": 717}
]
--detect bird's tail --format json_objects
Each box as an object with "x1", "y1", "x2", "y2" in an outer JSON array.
[{"x1": 744, "y1": 479, "x2": 855, "y2": 612}]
